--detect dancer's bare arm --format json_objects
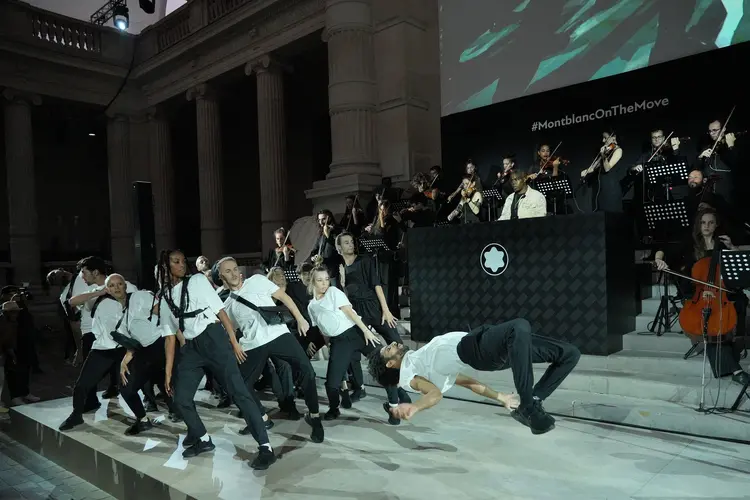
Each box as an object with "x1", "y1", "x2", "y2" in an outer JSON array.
[
  {"x1": 455, "y1": 373, "x2": 518, "y2": 409},
  {"x1": 390, "y1": 376, "x2": 442, "y2": 420}
]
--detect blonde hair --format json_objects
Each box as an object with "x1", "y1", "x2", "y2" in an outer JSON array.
[
  {"x1": 266, "y1": 267, "x2": 286, "y2": 287},
  {"x1": 307, "y1": 266, "x2": 329, "y2": 297}
]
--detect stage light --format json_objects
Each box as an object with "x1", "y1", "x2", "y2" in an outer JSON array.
[
  {"x1": 88, "y1": 133, "x2": 96, "y2": 137},
  {"x1": 113, "y1": 5, "x2": 129, "y2": 30}
]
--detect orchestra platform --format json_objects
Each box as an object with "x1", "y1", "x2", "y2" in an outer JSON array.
[{"x1": 8, "y1": 382, "x2": 750, "y2": 500}]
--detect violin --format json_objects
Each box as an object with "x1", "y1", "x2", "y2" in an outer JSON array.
[
  {"x1": 274, "y1": 244, "x2": 295, "y2": 254},
  {"x1": 677, "y1": 250, "x2": 737, "y2": 342},
  {"x1": 543, "y1": 156, "x2": 570, "y2": 167}
]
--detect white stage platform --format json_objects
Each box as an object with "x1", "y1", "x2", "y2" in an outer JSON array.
[{"x1": 9, "y1": 384, "x2": 750, "y2": 500}]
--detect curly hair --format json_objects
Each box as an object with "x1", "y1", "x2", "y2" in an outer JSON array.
[{"x1": 366, "y1": 349, "x2": 400, "y2": 387}]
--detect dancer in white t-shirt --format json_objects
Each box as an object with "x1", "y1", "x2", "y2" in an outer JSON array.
[{"x1": 367, "y1": 319, "x2": 580, "y2": 435}]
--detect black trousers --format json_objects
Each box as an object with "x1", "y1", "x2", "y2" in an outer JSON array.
[
  {"x1": 58, "y1": 303, "x2": 76, "y2": 360},
  {"x1": 4, "y1": 357, "x2": 30, "y2": 399},
  {"x1": 261, "y1": 357, "x2": 294, "y2": 404},
  {"x1": 174, "y1": 323, "x2": 269, "y2": 445},
  {"x1": 82, "y1": 332, "x2": 118, "y2": 392},
  {"x1": 457, "y1": 320, "x2": 581, "y2": 408},
  {"x1": 348, "y1": 298, "x2": 401, "y2": 389},
  {"x1": 72, "y1": 347, "x2": 126, "y2": 414},
  {"x1": 325, "y1": 327, "x2": 400, "y2": 409},
  {"x1": 240, "y1": 332, "x2": 320, "y2": 414},
  {"x1": 120, "y1": 337, "x2": 172, "y2": 419}
]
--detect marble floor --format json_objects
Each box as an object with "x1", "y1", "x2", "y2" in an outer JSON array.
[{"x1": 10, "y1": 383, "x2": 750, "y2": 500}]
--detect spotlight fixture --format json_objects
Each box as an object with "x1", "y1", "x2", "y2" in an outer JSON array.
[
  {"x1": 88, "y1": 133, "x2": 96, "y2": 137},
  {"x1": 139, "y1": 0, "x2": 156, "y2": 15},
  {"x1": 90, "y1": 0, "x2": 129, "y2": 31}
]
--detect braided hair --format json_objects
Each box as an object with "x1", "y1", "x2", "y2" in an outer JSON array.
[{"x1": 154, "y1": 249, "x2": 192, "y2": 331}]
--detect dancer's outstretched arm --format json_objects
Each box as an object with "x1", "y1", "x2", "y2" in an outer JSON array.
[
  {"x1": 455, "y1": 374, "x2": 519, "y2": 409},
  {"x1": 390, "y1": 376, "x2": 442, "y2": 420}
]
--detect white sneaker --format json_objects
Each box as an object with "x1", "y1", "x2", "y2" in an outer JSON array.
[{"x1": 23, "y1": 394, "x2": 40, "y2": 403}]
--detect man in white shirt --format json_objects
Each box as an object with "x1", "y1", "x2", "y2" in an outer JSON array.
[
  {"x1": 217, "y1": 257, "x2": 325, "y2": 444},
  {"x1": 367, "y1": 318, "x2": 580, "y2": 435},
  {"x1": 499, "y1": 170, "x2": 547, "y2": 220},
  {"x1": 47, "y1": 268, "x2": 87, "y2": 364}
]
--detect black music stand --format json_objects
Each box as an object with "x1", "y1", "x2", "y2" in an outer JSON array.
[
  {"x1": 283, "y1": 269, "x2": 300, "y2": 283},
  {"x1": 644, "y1": 159, "x2": 688, "y2": 201},
  {"x1": 360, "y1": 238, "x2": 388, "y2": 254},
  {"x1": 643, "y1": 201, "x2": 691, "y2": 243},
  {"x1": 433, "y1": 219, "x2": 454, "y2": 228},
  {"x1": 720, "y1": 250, "x2": 750, "y2": 411},
  {"x1": 536, "y1": 178, "x2": 573, "y2": 215},
  {"x1": 483, "y1": 188, "x2": 502, "y2": 220},
  {"x1": 390, "y1": 200, "x2": 409, "y2": 213}
]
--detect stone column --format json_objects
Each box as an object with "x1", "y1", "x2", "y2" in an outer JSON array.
[
  {"x1": 2, "y1": 89, "x2": 41, "y2": 285},
  {"x1": 148, "y1": 107, "x2": 176, "y2": 251},
  {"x1": 246, "y1": 55, "x2": 289, "y2": 251},
  {"x1": 106, "y1": 113, "x2": 136, "y2": 279},
  {"x1": 186, "y1": 84, "x2": 225, "y2": 260},
  {"x1": 323, "y1": 0, "x2": 380, "y2": 178}
]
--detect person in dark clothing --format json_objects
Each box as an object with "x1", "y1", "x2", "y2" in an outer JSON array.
[
  {"x1": 307, "y1": 210, "x2": 342, "y2": 279},
  {"x1": 263, "y1": 228, "x2": 296, "y2": 272},
  {"x1": 367, "y1": 319, "x2": 580, "y2": 435},
  {"x1": 653, "y1": 208, "x2": 749, "y2": 385},
  {"x1": 363, "y1": 200, "x2": 403, "y2": 317},
  {"x1": 0, "y1": 299, "x2": 37, "y2": 406},
  {"x1": 580, "y1": 131, "x2": 624, "y2": 213},
  {"x1": 697, "y1": 120, "x2": 741, "y2": 212},
  {"x1": 339, "y1": 195, "x2": 365, "y2": 238}
]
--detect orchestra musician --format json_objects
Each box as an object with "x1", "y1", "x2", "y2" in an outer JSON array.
[
  {"x1": 697, "y1": 120, "x2": 741, "y2": 213},
  {"x1": 447, "y1": 160, "x2": 484, "y2": 223},
  {"x1": 264, "y1": 228, "x2": 295, "y2": 272},
  {"x1": 339, "y1": 195, "x2": 364, "y2": 237},
  {"x1": 580, "y1": 131, "x2": 624, "y2": 213},
  {"x1": 306, "y1": 210, "x2": 341, "y2": 277},
  {"x1": 653, "y1": 208, "x2": 749, "y2": 386},
  {"x1": 528, "y1": 144, "x2": 565, "y2": 181},
  {"x1": 495, "y1": 153, "x2": 517, "y2": 198},
  {"x1": 402, "y1": 173, "x2": 437, "y2": 228},
  {"x1": 498, "y1": 170, "x2": 547, "y2": 221}
]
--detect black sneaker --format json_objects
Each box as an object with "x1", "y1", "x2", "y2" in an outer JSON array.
[
  {"x1": 145, "y1": 400, "x2": 159, "y2": 413},
  {"x1": 323, "y1": 408, "x2": 340, "y2": 421},
  {"x1": 182, "y1": 437, "x2": 215, "y2": 458},
  {"x1": 340, "y1": 389, "x2": 352, "y2": 409},
  {"x1": 250, "y1": 446, "x2": 277, "y2": 470},
  {"x1": 101, "y1": 388, "x2": 119, "y2": 399},
  {"x1": 125, "y1": 418, "x2": 153, "y2": 436},
  {"x1": 183, "y1": 435, "x2": 198, "y2": 448},
  {"x1": 383, "y1": 402, "x2": 400, "y2": 425},
  {"x1": 59, "y1": 414, "x2": 84, "y2": 431},
  {"x1": 350, "y1": 388, "x2": 367, "y2": 403},
  {"x1": 305, "y1": 414, "x2": 324, "y2": 443},
  {"x1": 511, "y1": 400, "x2": 555, "y2": 435}
]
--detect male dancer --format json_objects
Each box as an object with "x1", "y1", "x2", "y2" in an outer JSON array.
[
  {"x1": 367, "y1": 319, "x2": 580, "y2": 435},
  {"x1": 217, "y1": 257, "x2": 325, "y2": 442},
  {"x1": 336, "y1": 232, "x2": 411, "y2": 423},
  {"x1": 157, "y1": 249, "x2": 275, "y2": 469}
]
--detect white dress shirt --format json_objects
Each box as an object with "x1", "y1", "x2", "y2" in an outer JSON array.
[
  {"x1": 158, "y1": 274, "x2": 225, "y2": 340},
  {"x1": 59, "y1": 272, "x2": 87, "y2": 309},
  {"x1": 224, "y1": 275, "x2": 290, "y2": 352},
  {"x1": 118, "y1": 290, "x2": 162, "y2": 348},
  {"x1": 77, "y1": 279, "x2": 138, "y2": 334},
  {"x1": 398, "y1": 332, "x2": 472, "y2": 394},
  {"x1": 307, "y1": 286, "x2": 357, "y2": 338},
  {"x1": 499, "y1": 186, "x2": 547, "y2": 220},
  {"x1": 91, "y1": 297, "x2": 126, "y2": 351}
]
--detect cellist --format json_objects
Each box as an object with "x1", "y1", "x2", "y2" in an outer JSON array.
[{"x1": 653, "y1": 208, "x2": 749, "y2": 386}]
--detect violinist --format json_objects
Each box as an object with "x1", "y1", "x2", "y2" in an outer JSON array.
[
  {"x1": 528, "y1": 144, "x2": 566, "y2": 181},
  {"x1": 653, "y1": 208, "x2": 749, "y2": 385},
  {"x1": 402, "y1": 173, "x2": 437, "y2": 227},
  {"x1": 264, "y1": 228, "x2": 295, "y2": 272},
  {"x1": 339, "y1": 195, "x2": 364, "y2": 237},
  {"x1": 698, "y1": 120, "x2": 741, "y2": 212},
  {"x1": 364, "y1": 200, "x2": 403, "y2": 318},
  {"x1": 495, "y1": 154, "x2": 517, "y2": 198},
  {"x1": 447, "y1": 160, "x2": 484, "y2": 223},
  {"x1": 306, "y1": 211, "x2": 341, "y2": 277},
  {"x1": 581, "y1": 131, "x2": 624, "y2": 213}
]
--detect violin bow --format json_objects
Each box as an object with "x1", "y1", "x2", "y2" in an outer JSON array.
[
  {"x1": 346, "y1": 194, "x2": 359, "y2": 232},
  {"x1": 536, "y1": 141, "x2": 562, "y2": 176},
  {"x1": 273, "y1": 230, "x2": 292, "y2": 268},
  {"x1": 705, "y1": 105, "x2": 735, "y2": 172},
  {"x1": 642, "y1": 261, "x2": 733, "y2": 293}
]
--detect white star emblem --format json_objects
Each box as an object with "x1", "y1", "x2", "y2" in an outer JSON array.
[{"x1": 480, "y1": 243, "x2": 509, "y2": 276}]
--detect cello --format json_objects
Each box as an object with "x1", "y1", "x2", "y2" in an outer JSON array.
[{"x1": 677, "y1": 248, "x2": 737, "y2": 343}]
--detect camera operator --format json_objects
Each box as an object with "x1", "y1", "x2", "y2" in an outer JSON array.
[
  {"x1": 0, "y1": 291, "x2": 40, "y2": 406},
  {"x1": 47, "y1": 268, "x2": 87, "y2": 365}
]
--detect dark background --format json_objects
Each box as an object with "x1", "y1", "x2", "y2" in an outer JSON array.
[{"x1": 440, "y1": 42, "x2": 750, "y2": 212}]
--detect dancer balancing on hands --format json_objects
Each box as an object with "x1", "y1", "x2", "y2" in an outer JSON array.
[
  {"x1": 367, "y1": 319, "x2": 580, "y2": 435},
  {"x1": 156, "y1": 249, "x2": 276, "y2": 469}
]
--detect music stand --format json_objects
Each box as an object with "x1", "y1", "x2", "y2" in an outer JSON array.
[
  {"x1": 483, "y1": 188, "x2": 502, "y2": 219},
  {"x1": 390, "y1": 200, "x2": 409, "y2": 212},
  {"x1": 644, "y1": 159, "x2": 688, "y2": 201},
  {"x1": 536, "y1": 178, "x2": 572, "y2": 215},
  {"x1": 283, "y1": 269, "x2": 300, "y2": 283},
  {"x1": 719, "y1": 250, "x2": 750, "y2": 412},
  {"x1": 360, "y1": 238, "x2": 388, "y2": 254},
  {"x1": 643, "y1": 201, "x2": 690, "y2": 243}
]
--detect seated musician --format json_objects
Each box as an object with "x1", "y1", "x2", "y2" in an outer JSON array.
[
  {"x1": 498, "y1": 170, "x2": 547, "y2": 221},
  {"x1": 447, "y1": 160, "x2": 483, "y2": 223},
  {"x1": 529, "y1": 144, "x2": 562, "y2": 181},
  {"x1": 402, "y1": 173, "x2": 437, "y2": 227},
  {"x1": 264, "y1": 228, "x2": 295, "y2": 272},
  {"x1": 653, "y1": 208, "x2": 749, "y2": 386}
]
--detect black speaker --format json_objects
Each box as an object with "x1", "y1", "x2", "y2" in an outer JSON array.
[
  {"x1": 139, "y1": 0, "x2": 156, "y2": 14},
  {"x1": 133, "y1": 181, "x2": 156, "y2": 291}
]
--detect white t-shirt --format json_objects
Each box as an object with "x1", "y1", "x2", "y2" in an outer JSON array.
[
  {"x1": 77, "y1": 279, "x2": 138, "y2": 334},
  {"x1": 59, "y1": 272, "x2": 87, "y2": 309},
  {"x1": 398, "y1": 332, "x2": 472, "y2": 394},
  {"x1": 224, "y1": 275, "x2": 290, "y2": 352},
  {"x1": 91, "y1": 297, "x2": 125, "y2": 351},
  {"x1": 158, "y1": 274, "x2": 225, "y2": 340},
  {"x1": 118, "y1": 290, "x2": 162, "y2": 348},
  {"x1": 307, "y1": 286, "x2": 356, "y2": 338}
]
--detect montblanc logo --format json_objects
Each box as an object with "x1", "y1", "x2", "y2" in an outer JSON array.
[{"x1": 480, "y1": 243, "x2": 509, "y2": 276}]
